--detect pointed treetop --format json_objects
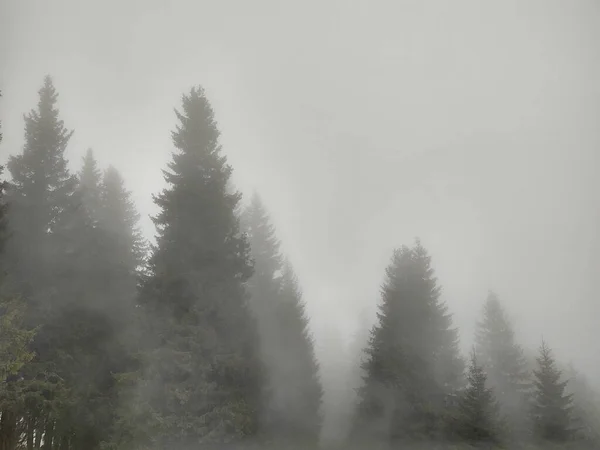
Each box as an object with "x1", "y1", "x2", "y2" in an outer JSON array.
[
  {"x1": 7, "y1": 75, "x2": 76, "y2": 222},
  {"x1": 172, "y1": 85, "x2": 220, "y2": 155},
  {"x1": 242, "y1": 191, "x2": 282, "y2": 280},
  {"x1": 532, "y1": 339, "x2": 574, "y2": 441},
  {"x1": 101, "y1": 164, "x2": 142, "y2": 228},
  {"x1": 281, "y1": 258, "x2": 301, "y2": 294},
  {"x1": 77, "y1": 148, "x2": 103, "y2": 218},
  {"x1": 79, "y1": 148, "x2": 101, "y2": 186}
]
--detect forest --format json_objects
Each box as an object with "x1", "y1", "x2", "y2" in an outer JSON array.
[{"x1": 0, "y1": 77, "x2": 599, "y2": 450}]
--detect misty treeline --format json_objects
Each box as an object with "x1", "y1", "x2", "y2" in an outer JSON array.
[{"x1": 0, "y1": 78, "x2": 599, "y2": 450}]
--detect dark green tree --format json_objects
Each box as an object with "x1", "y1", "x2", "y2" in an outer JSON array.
[
  {"x1": 6, "y1": 75, "x2": 77, "y2": 291},
  {"x1": 241, "y1": 193, "x2": 322, "y2": 447},
  {"x1": 133, "y1": 86, "x2": 265, "y2": 449},
  {"x1": 455, "y1": 351, "x2": 502, "y2": 444},
  {"x1": 1, "y1": 77, "x2": 141, "y2": 450},
  {"x1": 355, "y1": 241, "x2": 464, "y2": 445},
  {"x1": 531, "y1": 340, "x2": 574, "y2": 442},
  {"x1": 0, "y1": 116, "x2": 37, "y2": 450},
  {"x1": 2, "y1": 76, "x2": 78, "y2": 450},
  {"x1": 0, "y1": 90, "x2": 36, "y2": 386},
  {"x1": 475, "y1": 292, "x2": 531, "y2": 438}
]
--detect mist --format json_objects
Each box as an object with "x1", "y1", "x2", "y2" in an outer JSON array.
[{"x1": 1, "y1": 1, "x2": 600, "y2": 449}]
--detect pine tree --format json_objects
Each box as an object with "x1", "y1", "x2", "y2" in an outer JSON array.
[
  {"x1": 0, "y1": 90, "x2": 36, "y2": 384},
  {"x1": 134, "y1": 86, "x2": 264, "y2": 449},
  {"x1": 565, "y1": 364, "x2": 600, "y2": 444},
  {"x1": 83, "y1": 165, "x2": 148, "y2": 450},
  {"x1": 355, "y1": 241, "x2": 464, "y2": 444},
  {"x1": 531, "y1": 340, "x2": 574, "y2": 442},
  {"x1": 2, "y1": 76, "x2": 78, "y2": 450},
  {"x1": 475, "y1": 292, "x2": 531, "y2": 437},
  {"x1": 241, "y1": 192, "x2": 282, "y2": 287},
  {"x1": 241, "y1": 193, "x2": 322, "y2": 446},
  {"x1": 1, "y1": 77, "x2": 139, "y2": 450},
  {"x1": 455, "y1": 351, "x2": 501, "y2": 444},
  {"x1": 52, "y1": 154, "x2": 146, "y2": 450},
  {"x1": 78, "y1": 148, "x2": 103, "y2": 220},
  {"x1": 6, "y1": 75, "x2": 77, "y2": 292},
  {"x1": 0, "y1": 94, "x2": 37, "y2": 450},
  {"x1": 100, "y1": 165, "x2": 146, "y2": 273},
  {"x1": 275, "y1": 262, "x2": 323, "y2": 446}
]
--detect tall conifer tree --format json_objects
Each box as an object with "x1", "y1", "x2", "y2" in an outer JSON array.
[
  {"x1": 78, "y1": 148, "x2": 103, "y2": 220},
  {"x1": 136, "y1": 86, "x2": 264, "y2": 449},
  {"x1": 241, "y1": 193, "x2": 322, "y2": 446},
  {"x1": 565, "y1": 365, "x2": 600, "y2": 445},
  {"x1": 3, "y1": 77, "x2": 79, "y2": 449},
  {"x1": 355, "y1": 241, "x2": 463, "y2": 444},
  {"x1": 475, "y1": 292, "x2": 531, "y2": 438},
  {"x1": 531, "y1": 340, "x2": 574, "y2": 443},
  {"x1": 6, "y1": 76, "x2": 77, "y2": 292},
  {"x1": 455, "y1": 352, "x2": 502, "y2": 444}
]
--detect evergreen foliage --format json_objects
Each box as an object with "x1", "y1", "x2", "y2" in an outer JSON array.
[
  {"x1": 1, "y1": 77, "x2": 599, "y2": 450},
  {"x1": 355, "y1": 240, "x2": 464, "y2": 444},
  {"x1": 133, "y1": 86, "x2": 265, "y2": 449},
  {"x1": 531, "y1": 340, "x2": 574, "y2": 443},
  {"x1": 2, "y1": 76, "x2": 79, "y2": 450},
  {"x1": 454, "y1": 351, "x2": 502, "y2": 444},
  {"x1": 0, "y1": 91, "x2": 36, "y2": 388},
  {"x1": 475, "y1": 292, "x2": 531, "y2": 438},
  {"x1": 241, "y1": 193, "x2": 323, "y2": 446},
  {"x1": 78, "y1": 148, "x2": 103, "y2": 220},
  {"x1": 565, "y1": 365, "x2": 600, "y2": 445}
]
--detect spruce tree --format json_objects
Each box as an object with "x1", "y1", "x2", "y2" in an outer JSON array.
[
  {"x1": 1, "y1": 77, "x2": 138, "y2": 450},
  {"x1": 0, "y1": 90, "x2": 36, "y2": 384},
  {"x1": 275, "y1": 262, "x2": 323, "y2": 446},
  {"x1": 531, "y1": 340, "x2": 574, "y2": 442},
  {"x1": 100, "y1": 165, "x2": 145, "y2": 273},
  {"x1": 6, "y1": 75, "x2": 77, "y2": 292},
  {"x1": 135, "y1": 86, "x2": 264, "y2": 449},
  {"x1": 475, "y1": 292, "x2": 531, "y2": 437},
  {"x1": 355, "y1": 241, "x2": 463, "y2": 444},
  {"x1": 2, "y1": 76, "x2": 78, "y2": 450},
  {"x1": 55, "y1": 154, "x2": 145, "y2": 450},
  {"x1": 566, "y1": 365, "x2": 600, "y2": 444},
  {"x1": 0, "y1": 93, "x2": 37, "y2": 450},
  {"x1": 88, "y1": 165, "x2": 148, "y2": 450},
  {"x1": 241, "y1": 193, "x2": 322, "y2": 446},
  {"x1": 78, "y1": 148, "x2": 103, "y2": 220},
  {"x1": 455, "y1": 352, "x2": 501, "y2": 444}
]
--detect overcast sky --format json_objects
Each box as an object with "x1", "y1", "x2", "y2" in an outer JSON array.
[{"x1": 1, "y1": 0, "x2": 600, "y2": 379}]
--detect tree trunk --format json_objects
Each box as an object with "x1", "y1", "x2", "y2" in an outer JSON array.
[
  {"x1": 27, "y1": 416, "x2": 34, "y2": 450},
  {"x1": 0, "y1": 409, "x2": 18, "y2": 450},
  {"x1": 42, "y1": 419, "x2": 55, "y2": 450}
]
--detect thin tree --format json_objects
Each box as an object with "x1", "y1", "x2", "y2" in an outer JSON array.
[
  {"x1": 241, "y1": 193, "x2": 322, "y2": 446},
  {"x1": 475, "y1": 292, "x2": 531, "y2": 438}
]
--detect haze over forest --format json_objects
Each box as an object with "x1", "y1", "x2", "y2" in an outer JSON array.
[{"x1": 1, "y1": 1, "x2": 599, "y2": 449}]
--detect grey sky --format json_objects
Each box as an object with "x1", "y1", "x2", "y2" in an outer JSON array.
[{"x1": 1, "y1": 0, "x2": 600, "y2": 379}]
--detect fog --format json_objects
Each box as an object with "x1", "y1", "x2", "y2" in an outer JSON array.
[{"x1": 1, "y1": 0, "x2": 600, "y2": 448}]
